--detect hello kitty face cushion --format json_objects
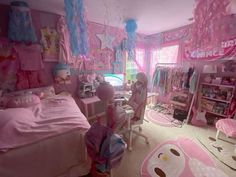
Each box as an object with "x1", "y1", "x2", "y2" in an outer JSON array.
[
  {"x1": 146, "y1": 143, "x2": 185, "y2": 177},
  {"x1": 6, "y1": 94, "x2": 40, "y2": 108},
  {"x1": 141, "y1": 138, "x2": 229, "y2": 177}
]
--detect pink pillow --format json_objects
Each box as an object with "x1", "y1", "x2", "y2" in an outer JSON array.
[{"x1": 6, "y1": 94, "x2": 40, "y2": 108}]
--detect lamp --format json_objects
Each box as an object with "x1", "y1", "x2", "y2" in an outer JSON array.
[
  {"x1": 202, "y1": 64, "x2": 218, "y2": 84},
  {"x1": 202, "y1": 64, "x2": 217, "y2": 74}
]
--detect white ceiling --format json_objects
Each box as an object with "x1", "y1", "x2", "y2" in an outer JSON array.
[{"x1": 0, "y1": 0, "x2": 196, "y2": 35}]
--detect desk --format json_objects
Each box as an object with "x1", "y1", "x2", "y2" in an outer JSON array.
[
  {"x1": 115, "y1": 91, "x2": 158, "y2": 105},
  {"x1": 79, "y1": 92, "x2": 158, "y2": 120},
  {"x1": 80, "y1": 96, "x2": 105, "y2": 120}
]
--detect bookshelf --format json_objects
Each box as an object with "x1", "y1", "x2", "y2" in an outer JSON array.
[{"x1": 200, "y1": 81, "x2": 235, "y2": 119}]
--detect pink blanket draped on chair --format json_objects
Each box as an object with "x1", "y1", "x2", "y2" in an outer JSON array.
[{"x1": 127, "y1": 72, "x2": 147, "y2": 121}]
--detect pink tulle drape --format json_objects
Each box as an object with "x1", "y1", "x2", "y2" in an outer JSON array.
[{"x1": 191, "y1": 0, "x2": 230, "y2": 48}]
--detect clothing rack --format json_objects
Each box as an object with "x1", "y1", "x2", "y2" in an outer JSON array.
[{"x1": 152, "y1": 62, "x2": 199, "y2": 124}]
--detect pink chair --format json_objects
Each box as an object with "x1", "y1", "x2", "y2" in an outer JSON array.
[
  {"x1": 117, "y1": 72, "x2": 149, "y2": 151},
  {"x1": 215, "y1": 119, "x2": 236, "y2": 139}
]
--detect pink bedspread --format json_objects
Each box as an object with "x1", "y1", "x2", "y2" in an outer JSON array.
[{"x1": 0, "y1": 95, "x2": 90, "y2": 151}]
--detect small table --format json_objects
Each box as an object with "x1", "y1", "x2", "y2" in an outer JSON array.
[
  {"x1": 80, "y1": 96, "x2": 105, "y2": 120},
  {"x1": 147, "y1": 92, "x2": 158, "y2": 105}
]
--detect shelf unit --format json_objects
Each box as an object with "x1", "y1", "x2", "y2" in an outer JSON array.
[
  {"x1": 200, "y1": 82, "x2": 235, "y2": 119},
  {"x1": 170, "y1": 91, "x2": 189, "y2": 109},
  {"x1": 201, "y1": 96, "x2": 231, "y2": 103},
  {"x1": 202, "y1": 83, "x2": 235, "y2": 89},
  {"x1": 206, "y1": 110, "x2": 228, "y2": 118}
]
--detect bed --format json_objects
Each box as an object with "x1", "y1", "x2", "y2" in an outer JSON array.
[{"x1": 0, "y1": 86, "x2": 91, "y2": 177}]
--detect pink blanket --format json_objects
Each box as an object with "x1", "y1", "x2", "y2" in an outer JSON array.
[{"x1": 0, "y1": 95, "x2": 90, "y2": 151}]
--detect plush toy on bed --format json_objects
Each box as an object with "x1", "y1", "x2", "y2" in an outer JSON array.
[{"x1": 53, "y1": 63, "x2": 71, "y2": 84}]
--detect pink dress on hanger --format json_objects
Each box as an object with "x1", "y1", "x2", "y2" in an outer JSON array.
[{"x1": 57, "y1": 16, "x2": 73, "y2": 64}]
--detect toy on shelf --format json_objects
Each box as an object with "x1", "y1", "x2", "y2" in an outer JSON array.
[
  {"x1": 221, "y1": 77, "x2": 236, "y2": 86},
  {"x1": 170, "y1": 91, "x2": 191, "y2": 109},
  {"x1": 199, "y1": 78, "x2": 236, "y2": 124},
  {"x1": 78, "y1": 82, "x2": 95, "y2": 98},
  {"x1": 201, "y1": 84, "x2": 234, "y2": 102}
]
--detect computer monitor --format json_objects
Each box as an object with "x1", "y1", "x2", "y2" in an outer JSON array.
[{"x1": 103, "y1": 74, "x2": 124, "y2": 87}]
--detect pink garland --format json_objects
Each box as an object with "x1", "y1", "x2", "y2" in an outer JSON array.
[{"x1": 191, "y1": 0, "x2": 230, "y2": 48}]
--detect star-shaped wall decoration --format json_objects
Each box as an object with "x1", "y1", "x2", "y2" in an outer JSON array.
[{"x1": 96, "y1": 34, "x2": 115, "y2": 50}]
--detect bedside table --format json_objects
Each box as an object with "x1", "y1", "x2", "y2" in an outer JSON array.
[{"x1": 79, "y1": 96, "x2": 106, "y2": 120}]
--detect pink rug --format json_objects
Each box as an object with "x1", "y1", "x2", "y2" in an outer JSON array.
[
  {"x1": 141, "y1": 137, "x2": 229, "y2": 177},
  {"x1": 146, "y1": 109, "x2": 174, "y2": 127}
]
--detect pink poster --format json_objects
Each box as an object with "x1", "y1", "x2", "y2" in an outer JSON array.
[
  {"x1": 41, "y1": 27, "x2": 59, "y2": 62},
  {"x1": 184, "y1": 37, "x2": 236, "y2": 60},
  {"x1": 90, "y1": 48, "x2": 114, "y2": 70}
]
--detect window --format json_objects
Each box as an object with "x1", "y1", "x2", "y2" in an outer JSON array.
[
  {"x1": 135, "y1": 48, "x2": 145, "y2": 70},
  {"x1": 126, "y1": 48, "x2": 145, "y2": 81},
  {"x1": 150, "y1": 45, "x2": 179, "y2": 75}
]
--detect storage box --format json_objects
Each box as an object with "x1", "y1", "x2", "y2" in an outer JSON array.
[{"x1": 173, "y1": 109, "x2": 188, "y2": 122}]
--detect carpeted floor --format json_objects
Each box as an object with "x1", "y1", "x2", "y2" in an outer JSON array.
[
  {"x1": 109, "y1": 112, "x2": 236, "y2": 177},
  {"x1": 145, "y1": 108, "x2": 175, "y2": 127},
  {"x1": 197, "y1": 134, "x2": 236, "y2": 171}
]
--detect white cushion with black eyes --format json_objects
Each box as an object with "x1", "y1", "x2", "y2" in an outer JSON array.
[{"x1": 147, "y1": 144, "x2": 185, "y2": 177}]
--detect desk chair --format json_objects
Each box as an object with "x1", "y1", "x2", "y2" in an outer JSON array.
[{"x1": 115, "y1": 72, "x2": 149, "y2": 151}]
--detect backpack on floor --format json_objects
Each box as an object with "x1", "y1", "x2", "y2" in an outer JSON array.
[{"x1": 85, "y1": 121, "x2": 126, "y2": 173}]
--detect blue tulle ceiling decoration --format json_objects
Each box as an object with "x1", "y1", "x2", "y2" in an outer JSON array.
[
  {"x1": 125, "y1": 19, "x2": 137, "y2": 60},
  {"x1": 76, "y1": 0, "x2": 89, "y2": 55},
  {"x1": 64, "y1": 0, "x2": 89, "y2": 57}
]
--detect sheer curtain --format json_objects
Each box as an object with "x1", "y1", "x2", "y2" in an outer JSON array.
[
  {"x1": 126, "y1": 48, "x2": 146, "y2": 81},
  {"x1": 150, "y1": 44, "x2": 179, "y2": 76}
]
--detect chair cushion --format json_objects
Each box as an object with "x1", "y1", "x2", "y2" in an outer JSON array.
[{"x1": 216, "y1": 119, "x2": 236, "y2": 138}]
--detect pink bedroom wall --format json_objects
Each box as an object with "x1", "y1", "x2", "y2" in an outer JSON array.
[{"x1": 0, "y1": 4, "x2": 147, "y2": 95}]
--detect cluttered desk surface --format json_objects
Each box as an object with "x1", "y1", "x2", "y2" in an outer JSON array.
[
  {"x1": 115, "y1": 91, "x2": 158, "y2": 98},
  {"x1": 80, "y1": 91, "x2": 158, "y2": 103}
]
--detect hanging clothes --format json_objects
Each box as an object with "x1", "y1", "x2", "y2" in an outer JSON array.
[
  {"x1": 57, "y1": 16, "x2": 73, "y2": 64},
  {"x1": 152, "y1": 66, "x2": 194, "y2": 95},
  {"x1": 16, "y1": 70, "x2": 43, "y2": 90},
  {"x1": 184, "y1": 67, "x2": 194, "y2": 89},
  {"x1": 189, "y1": 70, "x2": 198, "y2": 94},
  {"x1": 170, "y1": 68, "x2": 185, "y2": 91},
  {"x1": 14, "y1": 44, "x2": 44, "y2": 71},
  {"x1": 152, "y1": 67, "x2": 168, "y2": 95}
]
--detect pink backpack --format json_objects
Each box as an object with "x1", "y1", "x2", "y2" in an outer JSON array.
[{"x1": 85, "y1": 121, "x2": 126, "y2": 173}]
